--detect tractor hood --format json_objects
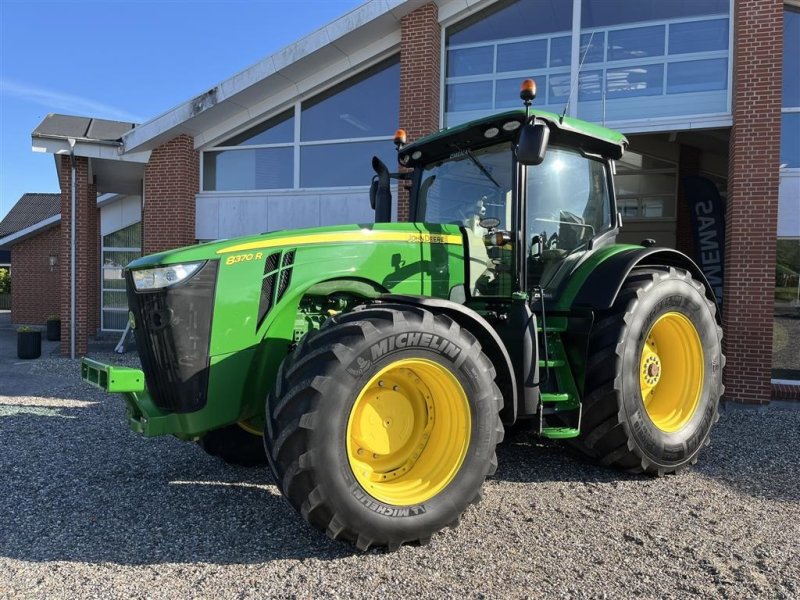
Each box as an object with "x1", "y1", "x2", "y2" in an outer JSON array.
[{"x1": 126, "y1": 222, "x2": 450, "y2": 270}]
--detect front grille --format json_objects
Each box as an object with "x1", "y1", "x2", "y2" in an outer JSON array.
[{"x1": 126, "y1": 261, "x2": 218, "y2": 413}]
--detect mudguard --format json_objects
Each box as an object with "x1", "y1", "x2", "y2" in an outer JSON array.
[{"x1": 571, "y1": 247, "x2": 722, "y2": 324}]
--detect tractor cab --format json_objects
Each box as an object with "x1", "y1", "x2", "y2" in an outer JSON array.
[{"x1": 383, "y1": 80, "x2": 627, "y2": 303}]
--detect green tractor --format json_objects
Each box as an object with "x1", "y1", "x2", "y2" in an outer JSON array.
[{"x1": 82, "y1": 81, "x2": 724, "y2": 550}]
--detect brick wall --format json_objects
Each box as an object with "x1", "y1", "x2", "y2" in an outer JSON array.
[
  {"x1": 59, "y1": 155, "x2": 99, "y2": 356},
  {"x1": 10, "y1": 225, "x2": 61, "y2": 325},
  {"x1": 398, "y1": 3, "x2": 441, "y2": 221},
  {"x1": 722, "y1": 0, "x2": 784, "y2": 403},
  {"x1": 143, "y1": 134, "x2": 198, "y2": 253}
]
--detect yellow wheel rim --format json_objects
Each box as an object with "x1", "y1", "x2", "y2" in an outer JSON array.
[
  {"x1": 639, "y1": 311, "x2": 704, "y2": 433},
  {"x1": 346, "y1": 358, "x2": 471, "y2": 506}
]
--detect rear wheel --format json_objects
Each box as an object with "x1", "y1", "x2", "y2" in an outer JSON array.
[
  {"x1": 573, "y1": 267, "x2": 724, "y2": 475},
  {"x1": 264, "y1": 304, "x2": 503, "y2": 550}
]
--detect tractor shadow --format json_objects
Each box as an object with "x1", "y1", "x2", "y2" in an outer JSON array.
[{"x1": 492, "y1": 425, "x2": 635, "y2": 486}]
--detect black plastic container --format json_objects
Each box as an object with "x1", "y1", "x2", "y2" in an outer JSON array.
[
  {"x1": 18, "y1": 330, "x2": 42, "y2": 359},
  {"x1": 46, "y1": 319, "x2": 61, "y2": 341}
]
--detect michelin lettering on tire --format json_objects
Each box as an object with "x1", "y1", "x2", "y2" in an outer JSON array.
[{"x1": 346, "y1": 332, "x2": 464, "y2": 377}]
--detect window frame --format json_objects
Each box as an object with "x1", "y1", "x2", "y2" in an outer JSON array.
[
  {"x1": 440, "y1": 0, "x2": 735, "y2": 130},
  {"x1": 200, "y1": 55, "x2": 400, "y2": 193},
  {"x1": 100, "y1": 222, "x2": 142, "y2": 332}
]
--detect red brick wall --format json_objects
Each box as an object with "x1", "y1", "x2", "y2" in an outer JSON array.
[
  {"x1": 722, "y1": 0, "x2": 784, "y2": 403},
  {"x1": 59, "y1": 155, "x2": 99, "y2": 356},
  {"x1": 143, "y1": 134, "x2": 198, "y2": 253},
  {"x1": 10, "y1": 225, "x2": 61, "y2": 325},
  {"x1": 398, "y1": 3, "x2": 441, "y2": 221}
]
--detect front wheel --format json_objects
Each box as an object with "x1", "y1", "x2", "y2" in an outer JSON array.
[
  {"x1": 264, "y1": 304, "x2": 503, "y2": 550},
  {"x1": 573, "y1": 267, "x2": 724, "y2": 475}
]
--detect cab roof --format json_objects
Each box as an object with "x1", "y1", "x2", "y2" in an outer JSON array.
[{"x1": 398, "y1": 109, "x2": 628, "y2": 168}]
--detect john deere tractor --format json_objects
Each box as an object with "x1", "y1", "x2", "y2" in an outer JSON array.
[{"x1": 82, "y1": 81, "x2": 723, "y2": 550}]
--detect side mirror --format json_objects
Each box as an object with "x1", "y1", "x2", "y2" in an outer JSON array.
[
  {"x1": 515, "y1": 120, "x2": 550, "y2": 166},
  {"x1": 371, "y1": 156, "x2": 392, "y2": 223}
]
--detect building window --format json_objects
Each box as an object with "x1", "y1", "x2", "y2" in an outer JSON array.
[
  {"x1": 101, "y1": 221, "x2": 141, "y2": 332},
  {"x1": 202, "y1": 56, "x2": 399, "y2": 192},
  {"x1": 444, "y1": 0, "x2": 573, "y2": 126},
  {"x1": 443, "y1": 0, "x2": 731, "y2": 127},
  {"x1": 774, "y1": 4, "x2": 800, "y2": 381},
  {"x1": 615, "y1": 151, "x2": 677, "y2": 219},
  {"x1": 577, "y1": 0, "x2": 729, "y2": 123}
]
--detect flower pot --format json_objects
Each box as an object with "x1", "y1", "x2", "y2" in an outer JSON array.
[
  {"x1": 46, "y1": 319, "x2": 61, "y2": 341},
  {"x1": 18, "y1": 330, "x2": 42, "y2": 359}
]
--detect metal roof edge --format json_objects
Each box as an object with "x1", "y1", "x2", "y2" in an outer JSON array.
[
  {"x1": 121, "y1": 0, "x2": 415, "y2": 153},
  {"x1": 0, "y1": 214, "x2": 61, "y2": 248}
]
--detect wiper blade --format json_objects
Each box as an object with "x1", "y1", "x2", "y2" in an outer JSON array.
[{"x1": 462, "y1": 147, "x2": 501, "y2": 189}]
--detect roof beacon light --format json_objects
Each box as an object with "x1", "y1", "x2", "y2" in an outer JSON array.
[
  {"x1": 520, "y1": 79, "x2": 537, "y2": 118},
  {"x1": 394, "y1": 128, "x2": 407, "y2": 150}
]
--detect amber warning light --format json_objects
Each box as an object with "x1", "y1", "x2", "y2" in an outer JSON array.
[
  {"x1": 394, "y1": 128, "x2": 407, "y2": 149},
  {"x1": 520, "y1": 79, "x2": 537, "y2": 104}
]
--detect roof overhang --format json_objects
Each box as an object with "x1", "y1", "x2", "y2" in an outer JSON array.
[
  {"x1": 31, "y1": 136, "x2": 150, "y2": 163},
  {"x1": 121, "y1": 0, "x2": 501, "y2": 153},
  {"x1": 0, "y1": 214, "x2": 61, "y2": 249}
]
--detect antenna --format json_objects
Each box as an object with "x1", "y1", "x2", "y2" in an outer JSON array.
[{"x1": 560, "y1": 30, "x2": 596, "y2": 124}]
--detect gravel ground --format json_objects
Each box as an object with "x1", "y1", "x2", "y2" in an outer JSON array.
[{"x1": 0, "y1": 352, "x2": 798, "y2": 599}]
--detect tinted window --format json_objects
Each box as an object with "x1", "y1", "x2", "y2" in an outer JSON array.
[
  {"x1": 582, "y1": 0, "x2": 728, "y2": 28},
  {"x1": 607, "y1": 25, "x2": 665, "y2": 61},
  {"x1": 580, "y1": 31, "x2": 605, "y2": 63},
  {"x1": 222, "y1": 110, "x2": 294, "y2": 146},
  {"x1": 300, "y1": 57, "x2": 400, "y2": 141},
  {"x1": 497, "y1": 39, "x2": 547, "y2": 72},
  {"x1": 446, "y1": 81, "x2": 494, "y2": 112},
  {"x1": 784, "y1": 7, "x2": 800, "y2": 107},
  {"x1": 781, "y1": 114, "x2": 800, "y2": 168},
  {"x1": 300, "y1": 140, "x2": 396, "y2": 187},
  {"x1": 667, "y1": 59, "x2": 728, "y2": 94},
  {"x1": 668, "y1": 19, "x2": 728, "y2": 54},
  {"x1": 448, "y1": 47, "x2": 494, "y2": 77},
  {"x1": 606, "y1": 64, "x2": 664, "y2": 98},
  {"x1": 203, "y1": 148, "x2": 293, "y2": 191},
  {"x1": 448, "y1": 0, "x2": 572, "y2": 45}
]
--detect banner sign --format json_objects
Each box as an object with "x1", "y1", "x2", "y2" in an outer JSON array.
[{"x1": 684, "y1": 176, "x2": 726, "y2": 305}]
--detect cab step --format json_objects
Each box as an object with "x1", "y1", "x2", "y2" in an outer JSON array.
[{"x1": 540, "y1": 426, "x2": 580, "y2": 439}]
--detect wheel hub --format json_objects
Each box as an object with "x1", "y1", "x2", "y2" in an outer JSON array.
[
  {"x1": 346, "y1": 358, "x2": 470, "y2": 506},
  {"x1": 638, "y1": 312, "x2": 704, "y2": 433}
]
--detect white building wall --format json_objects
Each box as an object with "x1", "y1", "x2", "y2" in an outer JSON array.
[{"x1": 195, "y1": 187, "x2": 397, "y2": 240}]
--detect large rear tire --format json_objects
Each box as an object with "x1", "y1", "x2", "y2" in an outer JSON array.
[
  {"x1": 264, "y1": 304, "x2": 504, "y2": 550},
  {"x1": 573, "y1": 267, "x2": 724, "y2": 475}
]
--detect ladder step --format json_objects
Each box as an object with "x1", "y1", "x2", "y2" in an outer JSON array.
[
  {"x1": 540, "y1": 392, "x2": 572, "y2": 403},
  {"x1": 538, "y1": 359, "x2": 566, "y2": 367},
  {"x1": 540, "y1": 426, "x2": 580, "y2": 439}
]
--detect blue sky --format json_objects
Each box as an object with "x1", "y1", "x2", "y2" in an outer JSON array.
[{"x1": 0, "y1": 0, "x2": 365, "y2": 221}]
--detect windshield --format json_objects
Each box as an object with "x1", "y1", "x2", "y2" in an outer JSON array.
[
  {"x1": 416, "y1": 143, "x2": 514, "y2": 297},
  {"x1": 416, "y1": 143, "x2": 514, "y2": 229}
]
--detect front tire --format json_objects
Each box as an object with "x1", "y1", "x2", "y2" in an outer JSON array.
[
  {"x1": 574, "y1": 267, "x2": 724, "y2": 475},
  {"x1": 264, "y1": 304, "x2": 504, "y2": 550}
]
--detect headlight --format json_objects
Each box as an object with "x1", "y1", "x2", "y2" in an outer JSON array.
[{"x1": 131, "y1": 261, "x2": 205, "y2": 291}]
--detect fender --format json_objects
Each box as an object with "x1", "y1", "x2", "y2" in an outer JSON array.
[
  {"x1": 379, "y1": 294, "x2": 519, "y2": 425},
  {"x1": 571, "y1": 247, "x2": 722, "y2": 324}
]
